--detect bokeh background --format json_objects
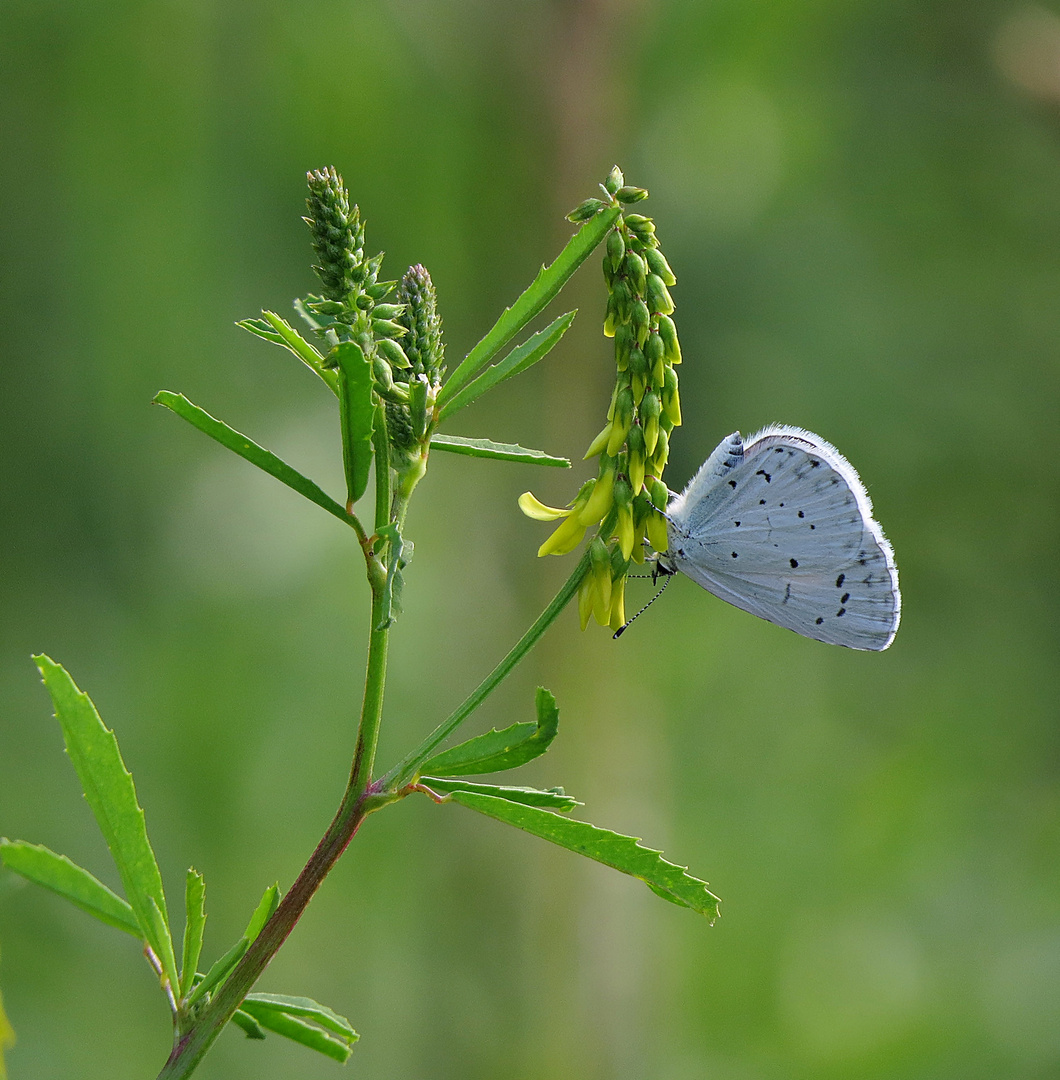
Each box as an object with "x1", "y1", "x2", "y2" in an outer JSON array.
[{"x1": 2, "y1": 1, "x2": 1059, "y2": 1077}]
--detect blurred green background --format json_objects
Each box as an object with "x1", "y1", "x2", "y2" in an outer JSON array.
[{"x1": 2, "y1": 0, "x2": 1059, "y2": 1077}]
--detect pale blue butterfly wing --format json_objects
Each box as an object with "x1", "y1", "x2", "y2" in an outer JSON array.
[{"x1": 663, "y1": 425, "x2": 900, "y2": 650}]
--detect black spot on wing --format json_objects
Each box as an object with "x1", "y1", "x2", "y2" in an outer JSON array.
[
  {"x1": 790, "y1": 558, "x2": 799, "y2": 568},
  {"x1": 756, "y1": 470, "x2": 772, "y2": 482},
  {"x1": 836, "y1": 574, "x2": 845, "y2": 588},
  {"x1": 728, "y1": 479, "x2": 737, "y2": 489},
  {"x1": 815, "y1": 617, "x2": 824, "y2": 625}
]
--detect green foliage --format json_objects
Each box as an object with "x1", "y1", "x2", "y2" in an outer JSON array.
[
  {"x1": 32, "y1": 657, "x2": 178, "y2": 989},
  {"x1": 239, "y1": 995, "x2": 358, "y2": 1062},
  {"x1": 448, "y1": 791, "x2": 720, "y2": 920},
  {"x1": 180, "y1": 871, "x2": 206, "y2": 1000},
  {"x1": 0, "y1": 841, "x2": 140, "y2": 937},
  {"x1": 420, "y1": 687, "x2": 560, "y2": 776},
  {"x1": 429, "y1": 435, "x2": 570, "y2": 467},
  {"x1": 329, "y1": 340, "x2": 375, "y2": 505},
  {"x1": 153, "y1": 392, "x2": 355, "y2": 527},
  {"x1": 422, "y1": 778, "x2": 581, "y2": 812}
]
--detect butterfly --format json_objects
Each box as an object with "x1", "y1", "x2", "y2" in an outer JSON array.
[{"x1": 659, "y1": 425, "x2": 900, "y2": 650}]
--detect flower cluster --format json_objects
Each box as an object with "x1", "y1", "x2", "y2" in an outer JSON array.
[
  {"x1": 521, "y1": 168, "x2": 682, "y2": 632},
  {"x1": 303, "y1": 167, "x2": 412, "y2": 403}
]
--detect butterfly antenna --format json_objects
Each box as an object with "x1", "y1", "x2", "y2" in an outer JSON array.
[{"x1": 613, "y1": 572, "x2": 673, "y2": 639}]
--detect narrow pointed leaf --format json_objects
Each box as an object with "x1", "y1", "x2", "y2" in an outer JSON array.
[
  {"x1": 422, "y1": 778, "x2": 579, "y2": 812},
  {"x1": 243, "y1": 883, "x2": 280, "y2": 943},
  {"x1": 153, "y1": 392, "x2": 354, "y2": 526},
  {"x1": 374, "y1": 523, "x2": 412, "y2": 631},
  {"x1": 180, "y1": 869, "x2": 206, "y2": 999},
  {"x1": 0, "y1": 840, "x2": 140, "y2": 937},
  {"x1": 438, "y1": 205, "x2": 620, "y2": 404},
  {"x1": 186, "y1": 936, "x2": 248, "y2": 1007},
  {"x1": 240, "y1": 1000, "x2": 357, "y2": 1062},
  {"x1": 258, "y1": 311, "x2": 339, "y2": 396},
  {"x1": 420, "y1": 687, "x2": 560, "y2": 776},
  {"x1": 231, "y1": 1009, "x2": 267, "y2": 1040},
  {"x1": 330, "y1": 341, "x2": 375, "y2": 505},
  {"x1": 33, "y1": 657, "x2": 179, "y2": 986},
  {"x1": 430, "y1": 435, "x2": 569, "y2": 468},
  {"x1": 438, "y1": 312, "x2": 576, "y2": 419},
  {"x1": 242, "y1": 994, "x2": 357, "y2": 1040},
  {"x1": 449, "y1": 791, "x2": 721, "y2": 920}
]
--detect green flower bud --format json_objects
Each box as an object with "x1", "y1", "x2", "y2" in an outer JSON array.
[
  {"x1": 615, "y1": 185, "x2": 649, "y2": 204},
  {"x1": 371, "y1": 318, "x2": 406, "y2": 339},
  {"x1": 641, "y1": 389, "x2": 661, "y2": 454},
  {"x1": 372, "y1": 303, "x2": 404, "y2": 321},
  {"x1": 606, "y1": 386, "x2": 634, "y2": 455},
  {"x1": 376, "y1": 336, "x2": 411, "y2": 370},
  {"x1": 631, "y1": 298, "x2": 651, "y2": 346},
  {"x1": 662, "y1": 364, "x2": 681, "y2": 425},
  {"x1": 656, "y1": 313, "x2": 682, "y2": 364},
  {"x1": 652, "y1": 426, "x2": 670, "y2": 472},
  {"x1": 646, "y1": 273, "x2": 675, "y2": 315},
  {"x1": 397, "y1": 264, "x2": 445, "y2": 382},
  {"x1": 607, "y1": 228, "x2": 626, "y2": 273},
  {"x1": 305, "y1": 167, "x2": 363, "y2": 303},
  {"x1": 624, "y1": 250, "x2": 647, "y2": 296},
  {"x1": 626, "y1": 424, "x2": 647, "y2": 495},
  {"x1": 611, "y1": 278, "x2": 633, "y2": 323},
  {"x1": 649, "y1": 477, "x2": 669, "y2": 512},
  {"x1": 603, "y1": 293, "x2": 619, "y2": 338},
  {"x1": 567, "y1": 198, "x2": 607, "y2": 222},
  {"x1": 624, "y1": 213, "x2": 656, "y2": 243},
  {"x1": 589, "y1": 536, "x2": 612, "y2": 613},
  {"x1": 627, "y1": 343, "x2": 648, "y2": 383},
  {"x1": 577, "y1": 457, "x2": 617, "y2": 526},
  {"x1": 603, "y1": 165, "x2": 624, "y2": 195},
  {"x1": 644, "y1": 246, "x2": 676, "y2": 287},
  {"x1": 373, "y1": 356, "x2": 395, "y2": 394},
  {"x1": 612, "y1": 477, "x2": 635, "y2": 560},
  {"x1": 645, "y1": 329, "x2": 665, "y2": 369},
  {"x1": 614, "y1": 322, "x2": 633, "y2": 371}
]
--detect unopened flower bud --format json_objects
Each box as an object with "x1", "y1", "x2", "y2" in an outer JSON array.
[
  {"x1": 631, "y1": 298, "x2": 651, "y2": 346},
  {"x1": 577, "y1": 457, "x2": 617, "y2": 525},
  {"x1": 626, "y1": 424, "x2": 647, "y2": 495},
  {"x1": 649, "y1": 477, "x2": 669, "y2": 512},
  {"x1": 589, "y1": 536, "x2": 612, "y2": 612},
  {"x1": 645, "y1": 273, "x2": 675, "y2": 316},
  {"x1": 538, "y1": 514, "x2": 588, "y2": 557},
  {"x1": 656, "y1": 314, "x2": 681, "y2": 364},
  {"x1": 615, "y1": 185, "x2": 649, "y2": 204},
  {"x1": 647, "y1": 507, "x2": 669, "y2": 553},
  {"x1": 662, "y1": 364, "x2": 681, "y2": 425},
  {"x1": 567, "y1": 198, "x2": 606, "y2": 222},
  {"x1": 606, "y1": 386, "x2": 634, "y2": 455},
  {"x1": 583, "y1": 421, "x2": 613, "y2": 459},
  {"x1": 607, "y1": 228, "x2": 626, "y2": 273},
  {"x1": 612, "y1": 477, "x2": 635, "y2": 559},
  {"x1": 652, "y1": 426, "x2": 669, "y2": 472},
  {"x1": 640, "y1": 390, "x2": 662, "y2": 454},
  {"x1": 376, "y1": 336, "x2": 411, "y2": 369},
  {"x1": 624, "y1": 250, "x2": 647, "y2": 296},
  {"x1": 613, "y1": 323, "x2": 633, "y2": 371},
  {"x1": 603, "y1": 165, "x2": 624, "y2": 195},
  {"x1": 624, "y1": 214, "x2": 656, "y2": 243},
  {"x1": 373, "y1": 357, "x2": 395, "y2": 394},
  {"x1": 644, "y1": 246, "x2": 676, "y2": 286}
]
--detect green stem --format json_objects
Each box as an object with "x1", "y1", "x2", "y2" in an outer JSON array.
[
  {"x1": 381, "y1": 548, "x2": 591, "y2": 791},
  {"x1": 157, "y1": 405, "x2": 396, "y2": 1080}
]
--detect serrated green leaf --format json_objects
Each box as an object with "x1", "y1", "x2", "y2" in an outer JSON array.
[
  {"x1": 422, "y1": 778, "x2": 579, "y2": 811},
  {"x1": 430, "y1": 435, "x2": 569, "y2": 467},
  {"x1": 231, "y1": 1009, "x2": 267, "y2": 1040},
  {"x1": 242, "y1": 993, "x2": 357, "y2": 1039},
  {"x1": 240, "y1": 999, "x2": 357, "y2": 1063},
  {"x1": 438, "y1": 205, "x2": 621, "y2": 405},
  {"x1": 449, "y1": 791, "x2": 721, "y2": 920},
  {"x1": 0, "y1": 840, "x2": 140, "y2": 937},
  {"x1": 153, "y1": 391, "x2": 354, "y2": 527},
  {"x1": 33, "y1": 657, "x2": 179, "y2": 986},
  {"x1": 330, "y1": 341, "x2": 375, "y2": 505},
  {"x1": 438, "y1": 312, "x2": 575, "y2": 419},
  {"x1": 421, "y1": 687, "x2": 560, "y2": 776},
  {"x1": 243, "y1": 883, "x2": 280, "y2": 943},
  {"x1": 180, "y1": 869, "x2": 206, "y2": 999}
]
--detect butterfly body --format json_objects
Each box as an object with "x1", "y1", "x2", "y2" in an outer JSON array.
[{"x1": 661, "y1": 426, "x2": 900, "y2": 650}]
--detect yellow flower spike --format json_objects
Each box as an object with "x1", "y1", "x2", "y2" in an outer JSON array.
[
  {"x1": 578, "y1": 573, "x2": 594, "y2": 630},
  {"x1": 576, "y1": 461, "x2": 615, "y2": 525},
  {"x1": 647, "y1": 508, "x2": 670, "y2": 553},
  {"x1": 518, "y1": 491, "x2": 571, "y2": 521},
  {"x1": 538, "y1": 514, "x2": 588, "y2": 557},
  {"x1": 583, "y1": 422, "x2": 613, "y2": 459}
]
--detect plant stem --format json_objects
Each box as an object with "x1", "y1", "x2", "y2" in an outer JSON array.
[
  {"x1": 158, "y1": 407, "x2": 396, "y2": 1080},
  {"x1": 381, "y1": 548, "x2": 591, "y2": 790}
]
